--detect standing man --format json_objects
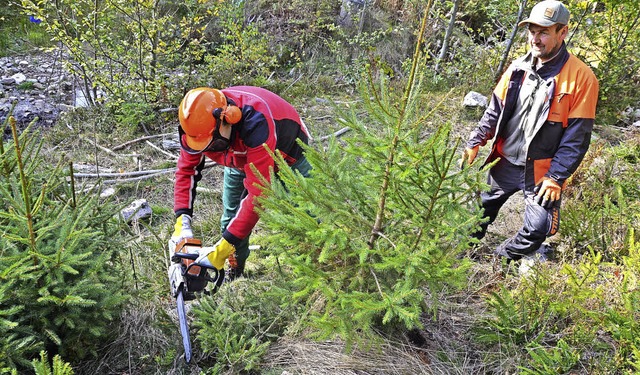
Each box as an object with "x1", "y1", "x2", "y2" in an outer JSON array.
[
  {"x1": 460, "y1": 0, "x2": 599, "y2": 262},
  {"x1": 171, "y1": 86, "x2": 312, "y2": 280}
]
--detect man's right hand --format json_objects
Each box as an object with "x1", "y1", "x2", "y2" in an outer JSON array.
[
  {"x1": 169, "y1": 214, "x2": 193, "y2": 251},
  {"x1": 459, "y1": 146, "x2": 479, "y2": 169}
]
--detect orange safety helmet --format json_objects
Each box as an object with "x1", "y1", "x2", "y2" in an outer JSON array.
[{"x1": 178, "y1": 87, "x2": 242, "y2": 151}]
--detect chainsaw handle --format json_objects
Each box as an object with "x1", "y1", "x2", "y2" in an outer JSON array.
[
  {"x1": 172, "y1": 252, "x2": 198, "y2": 261},
  {"x1": 171, "y1": 252, "x2": 218, "y2": 272}
]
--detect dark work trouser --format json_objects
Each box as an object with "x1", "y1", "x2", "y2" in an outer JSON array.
[
  {"x1": 473, "y1": 157, "x2": 560, "y2": 260},
  {"x1": 221, "y1": 156, "x2": 313, "y2": 268}
]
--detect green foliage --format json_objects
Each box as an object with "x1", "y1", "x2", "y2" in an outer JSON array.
[
  {"x1": 255, "y1": 7, "x2": 486, "y2": 343},
  {"x1": 31, "y1": 351, "x2": 74, "y2": 375},
  {"x1": 474, "y1": 285, "x2": 547, "y2": 349},
  {"x1": 0, "y1": 116, "x2": 128, "y2": 371},
  {"x1": 0, "y1": 3, "x2": 50, "y2": 56},
  {"x1": 574, "y1": 0, "x2": 640, "y2": 124},
  {"x1": 192, "y1": 279, "x2": 301, "y2": 373},
  {"x1": 562, "y1": 138, "x2": 640, "y2": 260},
  {"x1": 202, "y1": 1, "x2": 278, "y2": 88},
  {"x1": 16, "y1": 81, "x2": 35, "y2": 90},
  {"x1": 113, "y1": 101, "x2": 158, "y2": 135},
  {"x1": 603, "y1": 227, "x2": 640, "y2": 371},
  {"x1": 473, "y1": 243, "x2": 640, "y2": 373},
  {"x1": 19, "y1": 0, "x2": 213, "y2": 106},
  {"x1": 520, "y1": 339, "x2": 581, "y2": 375}
]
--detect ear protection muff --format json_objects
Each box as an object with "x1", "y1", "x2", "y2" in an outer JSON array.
[
  {"x1": 222, "y1": 105, "x2": 242, "y2": 124},
  {"x1": 213, "y1": 105, "x2": 241, "y2": 125}
]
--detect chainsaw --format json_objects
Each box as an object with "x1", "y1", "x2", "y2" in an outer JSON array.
[{"x1": 168, "y1": 238, "x2": 224, "y2": 363}]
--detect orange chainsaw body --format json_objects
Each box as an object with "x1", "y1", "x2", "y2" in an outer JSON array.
[{"x1": 174, "y1": 237, "x2": 202, "y2": 277}]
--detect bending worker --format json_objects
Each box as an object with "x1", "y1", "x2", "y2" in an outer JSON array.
[
  {"x1": 171, "y1": 86, "x2": 312, "y2": 280},
  {"x1": 460, "y1": 0, "x2": 599, "y2": 261}
]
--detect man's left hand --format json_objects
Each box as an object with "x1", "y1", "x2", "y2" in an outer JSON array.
[
  {"x1": 534, "y1": 177, "x2": 562, "y2": 208},
  {"x1": 195, "y1": 238, "x2": 236, "y2": 270}
]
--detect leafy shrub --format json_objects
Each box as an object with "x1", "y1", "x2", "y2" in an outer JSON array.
[
  {"x1": 201, "y1": 1, "x2": 278, "y2": 88},
  {"x1": 113, "y1": 102, "x2": 158, "y2": 135},
  {"x1": 20, "y1": 0, "x2": 213, "y2": 106},
  {"x1": 0, "y1": 116, "x2": 128, "y2": 370},
  {"x1": 520, "y1": 339, "x2": 581, "y2": 375},
  {"x1": 576, "y1": 0, "x2": 640, "y2": 125}
]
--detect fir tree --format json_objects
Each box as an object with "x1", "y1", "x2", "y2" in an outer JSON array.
[
  {"x1": 256, "y1": 0, "x2": 487, "y2": 342},
  {"x1": 0, "y1": 115, "x2": 129, "y2": 370}
]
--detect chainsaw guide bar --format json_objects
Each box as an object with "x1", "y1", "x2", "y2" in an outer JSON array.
[{"x1": 168, "y1": 238, "x2": 223, "y2": 363}]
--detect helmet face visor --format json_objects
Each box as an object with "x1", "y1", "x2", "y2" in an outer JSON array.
[
  {"x1": 179, "y1": 125, "x2": 210, "y2": 154},
  {"x1": 179, "y1": 121, "x2": 232, "y2": 154}
]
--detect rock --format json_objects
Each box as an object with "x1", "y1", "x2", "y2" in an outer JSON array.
[
  {"x1": 61, "y1": 81, "x2": 73, "y2": 91},
  {"x1": 0, "y1": 49, "x2": 74, "y2": 129},
  {"x1": 120, "y1": 198, "x2": 153, "y2": 223},
  {"x1": 621, "y1": 106, "x2": 640, "y2": 123},
  {"x1": 33, "y1": 99, "x2": 46, "y2": 112},
  {"x1": 463, "y1": 91, "x2": 488, "y2": 108},
  {"x1": 633, "y1": 120, "x2": 640, "y2": 128},
  {"x1": 100, "y1": 187, "x2": 116, "y2": 198},
  {"x1": 10, "y1": 73, "x2": 27, "y2": 85},
  {"x1": 57, "y1": 103, "x2": 74, "y2": 112}
]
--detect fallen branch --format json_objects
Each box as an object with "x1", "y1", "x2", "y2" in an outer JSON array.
[
  {"x1": 318, "y1": 127, "x2": 351, "y2": 141},
  {"x1": 73, "y1": 162, "x2": 218, "y2": 179},
  {"x1": 146, "y1": 140, "x2": 178, "y2": 159},
  {"x1": 73, "y1": 168, "x2": 176, "y2": 178},
  {"x1": 112, "y1": 133, "x2": 173, "y2": 151},
  {"x1": 102, "y1": 171, "x2": 172, "y2": 184},
  {"x1": 79, "y1": 135, "x2": 137, "y2": 158}
]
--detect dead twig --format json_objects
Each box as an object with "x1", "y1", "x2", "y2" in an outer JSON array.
[
  {"x1": 102, "y1": 171, "x2": 172, "y2": 184},
  {"x1": 74, "y1": 168, "x2": 176, "y2": 178},
  {"x1": 73, "y1": 162, "x2": 218, "y2": 180},
  {"x1": 145, "y1": 140, "x2": 178, "y2": 159},
  {"x1": 318, "y1": 127, "x2": 351, "y2": 141},
  {"x1": 112, "y1": 133, "x2": 173, "y2": 151},
  {"x1": 79, "y1": 135, "x2": 137, "y2": 158}
]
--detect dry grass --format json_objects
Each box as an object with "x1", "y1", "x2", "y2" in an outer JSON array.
[{"x1": 262, "y1": 338, "x2": 432, "y2": 375}]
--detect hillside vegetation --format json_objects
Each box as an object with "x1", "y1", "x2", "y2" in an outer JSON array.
[{"x1": 2, "y1": 0, "x2": 640, "y2": 374}]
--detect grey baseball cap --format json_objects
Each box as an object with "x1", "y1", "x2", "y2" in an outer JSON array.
[{"x1": 518, "y1": 0, "x2": 570, "y2": 27}]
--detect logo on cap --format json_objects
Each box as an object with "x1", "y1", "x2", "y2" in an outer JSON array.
[{"x1": 544, "y1": 8, "x2": 555, "y2": 19}]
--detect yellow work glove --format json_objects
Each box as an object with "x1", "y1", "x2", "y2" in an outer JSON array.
[
  {"x1": 533, "y1": 177, "x2": 562, "y2": 208},
  {"x1": 168, "y1": 214, "x2": 193, "y2": 251},
  {"x1": 459, "y1": 145, "x2": 479, "y2": 169},
  {"x1": 195, "y1": 238, "x2": 236, "y2": 270}
]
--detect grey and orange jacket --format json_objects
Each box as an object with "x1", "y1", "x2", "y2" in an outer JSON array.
[
  {"x1": 174, "y1": 86, "x2": 311, "y2": 246},
  {"x1": 466, "y1": 42, "x2": 599, "y2": 190}
]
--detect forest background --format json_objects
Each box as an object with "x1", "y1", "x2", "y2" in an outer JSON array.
[{"x1": 1, "y1": 0, "x2": 640, "y2": 374}]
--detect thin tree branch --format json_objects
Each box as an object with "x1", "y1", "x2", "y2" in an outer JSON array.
[{"x1": 112, "y1": 133, "x2": 172, "y2": 150}]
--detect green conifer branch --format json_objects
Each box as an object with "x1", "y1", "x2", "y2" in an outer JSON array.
[
  {"x1": 368, "y1": 0, "x2": 434, "y2": 248},
  {"x1": 9, "y1": 117, "x2": 38, "y2": 265}
]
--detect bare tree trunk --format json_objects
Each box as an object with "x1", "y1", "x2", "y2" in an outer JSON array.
[
  {"x1": 495, "y1": 0, "x2": 528, "y2": 81},
  {"x1": 434, "y1": 0, "x2": 461, "y2": 74}
]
